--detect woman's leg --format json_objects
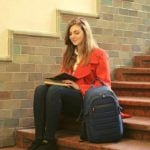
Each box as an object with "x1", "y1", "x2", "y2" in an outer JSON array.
[
  {"x1": 33, "y1": 84, "x2": 48, "y2": 140},
  {"x1": 44, "y1": 85, "x2": 83, "y2": 140},
  {"x1": 28, "y1": 84, "x2": 49, "y2": 150},
  {"x1": 61, "y1": 87, "x2": 83, "y2": 118}
]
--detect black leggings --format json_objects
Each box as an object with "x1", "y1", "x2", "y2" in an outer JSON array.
[{"x1": 33, "y1": 84, "x2": 83, "y2": 140}]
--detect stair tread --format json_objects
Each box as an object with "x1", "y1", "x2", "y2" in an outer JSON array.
[
  {"x1": 112, "y1": 81, "x2": 150, "y2": 88},
  {"x1": 134, "y1": 55, "x2": 150, "y2": 58},
  {"x1": 58, "y1": 131, "x2": 150, "y2": 150},
  {"x1": 118, "y1": 96, "x2": 150, "y2": 106},
  {"x1": 16, "y1": 116, "x2": 150, "y2": 133},
  {"x1": 123, "y1": 116, "x2": 150, "y2": 131},
  {"x1": 114, "y1": 67, "x2": 150, "y2": 82},
  {"x1": 115, "y1": 67, "x2": 150, "y2": 73},
  {"x1": 16, "y1": 129, "x2": 150, "y2": 150},
  {"x1": 112, "y1": 81, "x2": 150, "y2": 84}
]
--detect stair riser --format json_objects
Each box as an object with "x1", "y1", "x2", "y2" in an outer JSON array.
[
  {"x1": 16, "y1": 136, "x2": 31, "y2": 149},
  {"x1": 115, "y1": 74, "x2": 150, "y2": 82},
  {"x1": 60, "y1": 146, "x2": 76, "y2": 150},
  {"x1": 60, "y1": 118, "x2": 81, "y2": 132},
  {"x1": 16, "y1": 131, "x2": 35, "y2": 149},
  {"x1": 114, "y1": 89, "x2": 150, "y2": 97},
  {"x1": 134, "y1": 63, "x2": 150, "y2": 68},
  {"x1": 124, "y1": 129, "x2": 150, "y2": 141},
  {"x1": 133, "y1": 56, "x2": 150, "y2": 68},
  {"x1": 120, "y1": 106, "x2": 150, "y2": 117}
]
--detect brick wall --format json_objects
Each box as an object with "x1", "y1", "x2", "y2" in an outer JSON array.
[{"x1": 0, "y1": 0, "x2": 149, "y2": 147}]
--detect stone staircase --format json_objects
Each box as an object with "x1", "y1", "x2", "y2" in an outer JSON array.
[{"x1": 15, "y1": 55, "x2": 150, "y2": 150}]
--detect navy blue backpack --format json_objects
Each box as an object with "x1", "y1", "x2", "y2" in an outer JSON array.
[{"x1": 80, "y1": 79, "x2": 123, "y2": 143}]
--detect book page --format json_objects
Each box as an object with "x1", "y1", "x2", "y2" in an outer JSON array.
[{"x1": 44, "y1": 79, "x2": 68, "y2": 87}]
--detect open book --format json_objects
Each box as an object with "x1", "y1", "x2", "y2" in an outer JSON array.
[{"x1": 44, "y1": 73, "x2": 78, "y2": 87}]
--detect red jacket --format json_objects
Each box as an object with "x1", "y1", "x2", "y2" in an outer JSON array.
[{"x1": 62, "y1": 48, "x2": 111, "y2": 95}]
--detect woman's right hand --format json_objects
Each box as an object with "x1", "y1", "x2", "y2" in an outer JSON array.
[{"x1": 63, "y1": 80, "x2": 80, "y2": 90}]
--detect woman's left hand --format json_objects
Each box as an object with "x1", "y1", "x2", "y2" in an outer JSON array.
[{"x1": 63, "y1": 80, "x2": 80, "y2": 90}]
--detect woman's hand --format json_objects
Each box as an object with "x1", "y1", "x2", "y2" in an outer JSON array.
[{"x1": 63, "y1": 80, "x2": 80, "y2": 90}]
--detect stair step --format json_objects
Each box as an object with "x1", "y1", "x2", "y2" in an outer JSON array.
[
  {"x1": 123, "y1": 116, "x2": 150, "y2": 141},
  {"x1": 16, "y1": 129, "x2": 35, "y2": 148},
  {"x1": 15, "y1": 116, "x2": 150, "y2": 148},
  {"x1": 114, "y1": 67, "x2": 150, "y2": 81},
  {"x1": 123, "y1": 116, "x2": 150, "y2": 131},
  {"x1": 57, "y1": 131, "x2": 150, "y2": 150},
  {"x1": 16, "y1": 129, "x2": 150, "y2": 150},
  {"x1": 133, "y1": 55, "x2": 150, "y2": 68},
  {"x1": 119, "y1": 96, "x2": 150, "y2": 107},
  {"x1": 112, "y1": 81, "x2": 150, "y2": 97},
  {"x1": 60, "y1": 115, "x2": 150, "y2": 141},
  {"x1": 119, "y1": 96, "x2": 150, "y2": 117},
  {"x1": 0, "y1": 147, "x2": 24, "y2": 150}
]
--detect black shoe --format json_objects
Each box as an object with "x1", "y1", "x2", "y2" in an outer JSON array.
[
  {"x1": 36, "y1": 139, "x2": 58, "y2": 150},
  {"x1": 27, "y1": 139, "x2": 43, "y2": 150}
]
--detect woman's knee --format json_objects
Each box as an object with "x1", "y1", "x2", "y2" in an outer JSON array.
[
  {"x1": 35, "y1": 84, "x2": 48, "y2": 92},
  {"x1": 34, "y1": 84, "x2": 48, "y2": 102},
  {"x1": 47, "y1": 85, "x2": 64, "y2": 94},
  {"x1": 46, "y1": 85, "x2": 64, "y2": 103}
]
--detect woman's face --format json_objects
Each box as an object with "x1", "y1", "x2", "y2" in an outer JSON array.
[{"x1": 69, "y1": 24, "x2": 85, "y2": 48}]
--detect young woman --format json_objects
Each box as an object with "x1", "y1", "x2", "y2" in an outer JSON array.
[{"x1": 28, "y1": 17, "x2": 111, "y2": 150}]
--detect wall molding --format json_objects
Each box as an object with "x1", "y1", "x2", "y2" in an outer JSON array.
[{"x1": 0, "y1": 30, "x2": 13, "y2": 62}]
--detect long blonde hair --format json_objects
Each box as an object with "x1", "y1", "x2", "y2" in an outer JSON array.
[{"x1": 63, "y1": 17, "x2": 98, "y2": 71}]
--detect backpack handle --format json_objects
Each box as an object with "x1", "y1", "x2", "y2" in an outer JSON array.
[{"x1": 91, "y1": 77, "x2": 106, "y2": 88}]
